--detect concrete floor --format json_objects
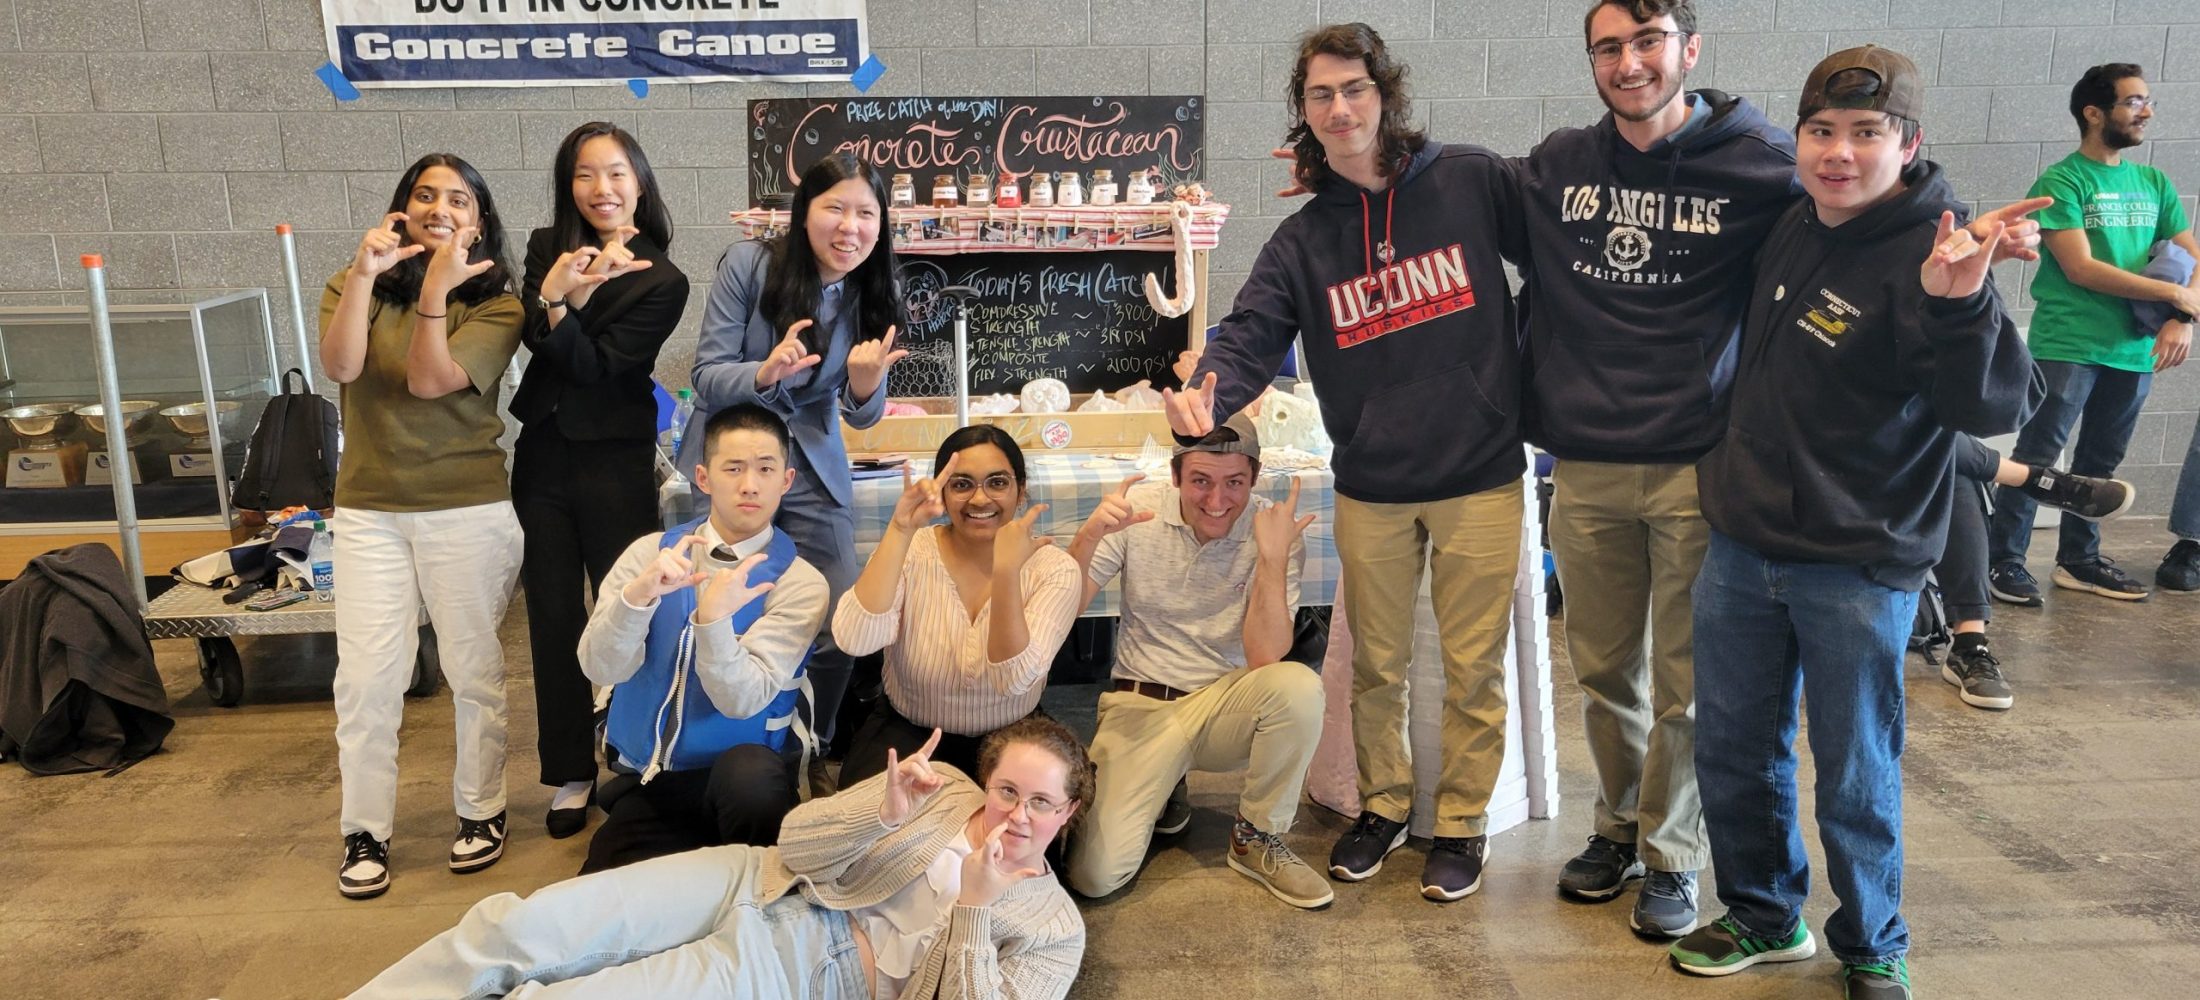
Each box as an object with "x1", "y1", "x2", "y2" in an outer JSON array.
[{"x1": 4, "y1": 520, "x2": 2197, "y2": 1000}]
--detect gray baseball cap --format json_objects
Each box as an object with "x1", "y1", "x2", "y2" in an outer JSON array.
[{"x1": 1172, "y1": 411, "x2": 1262, "y2": 459}]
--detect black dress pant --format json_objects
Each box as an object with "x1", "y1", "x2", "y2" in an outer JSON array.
[
  {"x1": 579, "y1": 743, "x2": 800, "y2": 874},
  {"x1": 836, "y1": 697, "x2": 1047, "y2": 790},
  {"x1": 1940, "y1": 434, "x2": 2000, "y2": 626},
  {"x1": 513, "y1": 424, "x2": 660, "y2": 787}
]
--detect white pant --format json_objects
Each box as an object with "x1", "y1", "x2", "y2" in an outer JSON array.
[
  {"x1": 347, "y1": 845, "x2": 872, "y2": 999},
  {"x1": 334, "y1": 502, "x2": 524, "y2": 842}
]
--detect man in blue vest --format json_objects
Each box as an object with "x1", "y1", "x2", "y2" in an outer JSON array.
[{"x1": 576, "y1": 403, "x2": 829, "y2": 872}]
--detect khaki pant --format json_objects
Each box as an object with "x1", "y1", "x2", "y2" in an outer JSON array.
[
  {"x1": 1548, "y1": 460, "x2": 1709, "y2": 871},
  {"x1": 1335, "y1": 479, "x2": 1521, "y2": 839},
  {"x1": 1066, "y1": 662, "x2": 1324, "y2": 898}
]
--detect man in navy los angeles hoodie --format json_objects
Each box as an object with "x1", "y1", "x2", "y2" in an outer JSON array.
[
  {"x1": 1165, "y1": 22, "x2": 1530, "y2": 903},
  {"x1": 1516, "y1": 0, "x2": 1799, "y2": 938},
  {"x1": 1666, "y1": 48, "x2": 2042, "y2": 1000}
]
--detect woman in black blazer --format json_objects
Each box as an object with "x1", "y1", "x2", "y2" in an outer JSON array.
[{"x1": 510, "y1": 122, "x2": 691, "y2": 839}]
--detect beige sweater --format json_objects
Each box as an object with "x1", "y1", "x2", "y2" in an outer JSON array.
[{"x1": 758, "y1": 766, "x2": 1085, "y2": 1000}]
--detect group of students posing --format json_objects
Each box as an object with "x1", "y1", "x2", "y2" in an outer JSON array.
[{"x1": 324, "y1": 2, "x2": 2199, "y2": 998}]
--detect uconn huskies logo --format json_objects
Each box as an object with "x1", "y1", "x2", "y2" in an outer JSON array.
[{"x1": 1323, "y1": 244, "x2": 1476, "y2": 348}]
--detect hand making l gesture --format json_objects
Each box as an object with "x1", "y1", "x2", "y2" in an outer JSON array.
[
  {"x1": 889, "y1": 452, "x2": 956, "y2": 535},
  {"x1": 755, "y1": 319, "x2": 824, "y2": 389},
  {"x1": 352, "y1": 213, "x2": 426, "y2": 278},
  {"x1": 846, "y1": 326, "x2": 909, "y2": 402}
]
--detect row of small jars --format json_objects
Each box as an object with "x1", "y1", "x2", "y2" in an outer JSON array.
[{"x1": 888, "y1": 169, "x2": 1159, "y2": 209}]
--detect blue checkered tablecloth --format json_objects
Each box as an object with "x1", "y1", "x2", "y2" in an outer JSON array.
[{"x1": 850, "y1": 452, "x2": 1338, "y2": 617}]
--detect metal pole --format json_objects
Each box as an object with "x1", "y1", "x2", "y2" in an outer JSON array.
[
  {"x1": 187, "y1": 307, "x2": 236, "y2": 531},
  {"x1": 83, "y1": 254, "x2": 148, "y2": 610},
  {"x1": 942, "y1": 285, "x2": 978, "y2": 428},
  {"x1": 277, "y1": 224, "x2": 315, "y2": 385}
]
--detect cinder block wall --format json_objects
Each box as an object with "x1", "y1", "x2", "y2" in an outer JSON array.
[{"x1": 2, "y1": 0, "x2": 2197, "y2": 510}]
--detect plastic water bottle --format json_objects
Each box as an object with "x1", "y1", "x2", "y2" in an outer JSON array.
[
  {"x1": 309, "y1": 520, "x2": 336, "y2": 600},
  {"x1": 668, "y1": 388, "x2": 695, "y2": 457}
]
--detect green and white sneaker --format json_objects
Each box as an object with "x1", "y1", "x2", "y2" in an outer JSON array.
[
  {"x1": 1668, "y1": 916, "x2": 1816, "y2": 976},
  {"x1": 1844, "y1": 959, "x2": 1911, "y2": 999}
]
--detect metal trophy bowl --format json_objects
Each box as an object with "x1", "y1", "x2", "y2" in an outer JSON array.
[
  {"x1": 1, "y1": 403, "x2": 82, "y2": 450},
  {"x1": 158, "y1": 400, "x2": 242, "y2": 450},
  {"x1": 75, "y1": 399, "x2": 159, "y2": 436}
]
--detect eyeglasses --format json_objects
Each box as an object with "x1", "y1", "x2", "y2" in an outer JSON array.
[
  {"x1": 2111, "y1": 96, "x2": 2157, "y2": 112},
  {"x1": 944, "y1": 473, "x2": 1018, "y2": 499},
  {"x1": 986, "y1": 783, "x2": 1066, "y2": 818},
  {"x1": 1303, "y1": 80, "x2": 1379, "y2": 107},
  {"x1": 1587, "y1": 30, "x2": 1688, "y2": 66}
]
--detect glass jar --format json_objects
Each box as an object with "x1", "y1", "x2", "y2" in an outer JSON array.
[
  {"x1": 1028, "y1": 172, "x2": 1054, "y2": 207},
  {"x1": 994, "y1": 173, "x2": 1022, "y2": 208},
  {"x1": 966, "y1": 173, "x2": 992, "y2": 207},
  {"x1": 889, "y1": 173, "x2": 915, "y2": 208},
  {"x1": 1056, "y1": 170, "x2": 1083, "y2": 207},
  {"x1": 1125, "y1": 169, "x2": 1155, "y2": 205},
  {"x1": 931, "y1": 174, "x2": 958, "y2": 208},
  {"x1": 1090, "y1": 169, "x2": 1118, "y2": 206}
]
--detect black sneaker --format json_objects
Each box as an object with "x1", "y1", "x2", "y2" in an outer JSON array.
[
  {"x1": 2052, "y1": 557, "x2": 2151, "y2": 602},
  {"x1": 1154, "y1": 778, "x2": 1192, "y2": 836},
  {"x1": 2158, "y1": 539, "x2": 2200, "y2": 592},
  {"x1": 1989, "y1": 562, "x2": 2042, "y2": 607},
  {"x1": 1843, "y1": 958, "x2": 1912, "y2": 999},
  {"x1": 1420, "y1": 835, "x2": 1489, "y2": 902},
  {"x1": 1942, "y1": 643, "x2": 2013, "y2": 710},
  {"x1": 1327, "y1": 811, "x2": 1408, "y2": 882},
  {"x1": 450, "y1": 811, "x2": 507, "y2": 873},
  {"x1": 1669, "y1": 915, "x2": 1816, "y2": 975},
  {"x1": 339, "y1": 831, "x2": 390, "y2": 899},
  {"x1": 2020, "y1": 468, "x2": 2135, "y2": 521},
  {"x1": 1556, "y1": 834, "x2": 1643, "y2": 901}
]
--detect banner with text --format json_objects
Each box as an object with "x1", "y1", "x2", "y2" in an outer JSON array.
[
  {"x1": 321, "y1": 0, "x2": 868, "y2": 88},
  {"x1": 745, "y1": 96, "x2": 1205, "y2": 202}
]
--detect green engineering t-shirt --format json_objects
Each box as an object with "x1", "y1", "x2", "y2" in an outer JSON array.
[{"x1": 2026, "y1": 151, "x2": 2190, "y2": 372}]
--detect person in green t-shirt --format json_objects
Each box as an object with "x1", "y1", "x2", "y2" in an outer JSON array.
[{"x1": 1987, "y1": 63, "x2": 2200, "y2": 605}]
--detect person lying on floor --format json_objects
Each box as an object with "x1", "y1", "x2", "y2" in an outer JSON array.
[
  {"x1": 573, "y1": 403, "x2": 828, "y2": 873},
  {"x1": 346, "y1": 716, "x2": 1092, "y2": 1000}
]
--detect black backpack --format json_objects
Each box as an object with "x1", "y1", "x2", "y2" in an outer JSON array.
[
  {"x1": 232, "y1": 368, "x2": 339, "y2": 512},
  {"x1": 1908, "y1": 578, "x2": 1952, "y2": 665}
]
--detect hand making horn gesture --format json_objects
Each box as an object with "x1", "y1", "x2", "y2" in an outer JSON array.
[
  {"x1": 1251, "y1": 477, "x2": 1317, "y2": 562},
  {"x1": 353, "y1": 212, "x2": 426, "y2": 278},
  {"x1": 1921, "y1": 211, "x2": 2007, "y2": 300},
  {"x1": 991, "y1": 504, "x2": 1055, "y2": 575},
  {"x1": 958, "y1": 820, "x2": 1046, "y2": 909},
  {"x1": 889, "y1": 452, "x2": 956, "y2": 534},
  {"x1": 879, "y1": 727, "x2": 947, "y2": 828},
  {"x1": 846, "y1": 325, "x2": 910, "y2": 402},
  {"x1": 423, "y1": 224, "x2": 495, "y2": 300},
  {"x1": 755, "y1": 318, "x2": 824, "y2": 389},
  {"x1": 1079, "y1": 473, "x2": 1156, "y2": 543},
  {"x1": 1162, "y1": 371, "x2": 1219, "y2": 439},
  {"x1": 689, "y1": 536, "x2": 776, "y2": 624}
]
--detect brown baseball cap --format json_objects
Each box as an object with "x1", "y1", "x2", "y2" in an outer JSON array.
[
  {"x1": 1798, "y1": 45, "x2": 1925, "y2": 123},
  {"x1": 1173, "y1": 411, "x2": 1262, "y2": 459}
]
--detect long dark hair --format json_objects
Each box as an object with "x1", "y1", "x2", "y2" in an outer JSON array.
[
  {"x1": 762, "y1": 152, "x2": 904, "y2": 355},
  {"x1": 371, "y1": 153, "x2": 513, "y2": 309},
  {"x1": 549, "y1": 121, "x2": 673, "y2": 253},
  {"x1": 931, "y1": 424, "x2": 1028, "y2": 493},
  {"x1": 1284, "y1": 23, "x2": 1427, "y2": 189}
]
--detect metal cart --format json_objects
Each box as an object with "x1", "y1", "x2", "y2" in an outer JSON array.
[{"x1": 81, "y1": 233, "x2": 442, "y2": 708}]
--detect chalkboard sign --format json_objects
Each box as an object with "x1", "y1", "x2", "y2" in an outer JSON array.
[
  {"x1": 889, "y1": 251, "x2": 1188, "y2": 398},
  {"x1": 746, "y1": 95, "x2": 1205, "y2": 203}
]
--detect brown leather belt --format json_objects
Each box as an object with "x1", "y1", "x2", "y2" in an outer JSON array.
[{"x1": 1114, "y1": 679, "x2": 1190, "y2": 702}]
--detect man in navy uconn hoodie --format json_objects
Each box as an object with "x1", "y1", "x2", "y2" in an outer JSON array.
[
  {"x1": 1167, "y1": 22, "x2": 1529, "y2": 903},
  {"x1": 1667, "y1": 49, "x2": 2041, "y2": 1000}
]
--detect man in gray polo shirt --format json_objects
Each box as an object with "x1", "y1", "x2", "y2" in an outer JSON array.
[{"x1": 1063, "y1": 414, "x2": 1331, "y2": 909}]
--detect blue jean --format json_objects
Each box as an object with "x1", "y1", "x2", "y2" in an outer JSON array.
[
  {"x1": 1692, "y1": 531, "x2": 1915, "y2": 966},
  {"x1": 1987, "y1": 360, "x2": 2152, "y2": 567},
  {"x1": 2171, "y1": 408, "x2": 2200, "y2": 540}
]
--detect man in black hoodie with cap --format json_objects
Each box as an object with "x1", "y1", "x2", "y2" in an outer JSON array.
[{"x1": 1666, "y1": 48, "x2": 2041, "y2": 1000}]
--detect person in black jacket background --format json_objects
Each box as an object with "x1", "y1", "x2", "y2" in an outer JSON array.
[{"x1": 510, "y1": 122, "x2": 691, "y2": 840}]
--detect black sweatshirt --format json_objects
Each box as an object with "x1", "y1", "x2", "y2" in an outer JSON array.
[{"x1": 1699, "y1": 160, "x2": 2042, "y2": 590}]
